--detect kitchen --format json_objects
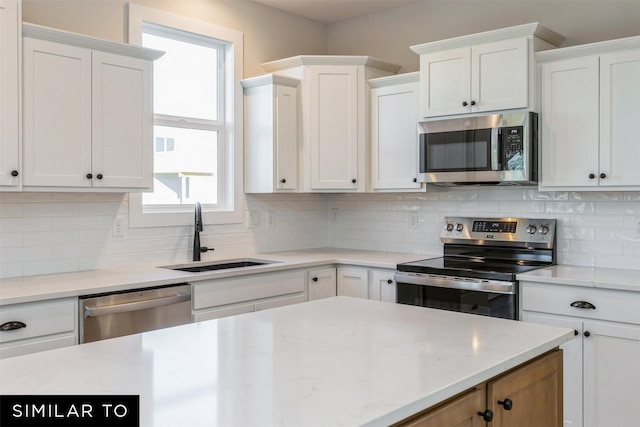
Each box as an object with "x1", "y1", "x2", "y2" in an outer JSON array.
[{"x1": 1, "y1": 0, "x2": 639, "y2": 426}]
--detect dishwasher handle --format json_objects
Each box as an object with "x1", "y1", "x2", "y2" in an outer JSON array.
[{"x1": 84, "y1": 293, "x2": 191, "y2": 318}]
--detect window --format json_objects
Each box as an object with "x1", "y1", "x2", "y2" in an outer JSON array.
[{"x1": 127, "y1": 4, "x2": 243, "y2": 227}]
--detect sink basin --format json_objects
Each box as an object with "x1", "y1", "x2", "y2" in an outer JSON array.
[{"x1": 162, "y1": 258, "x2": 278, "y2": 273}]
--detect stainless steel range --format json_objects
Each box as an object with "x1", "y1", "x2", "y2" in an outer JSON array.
[{"x1": 394, "y1": 217, "x2": 556, "y2": 320}]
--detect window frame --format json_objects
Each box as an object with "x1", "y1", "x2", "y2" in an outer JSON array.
[{"x1": 127, "y1": 3, "x2": 243, "y2": 227}]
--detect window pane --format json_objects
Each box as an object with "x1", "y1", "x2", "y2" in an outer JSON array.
[
  {"x1": 143, "y1": 126, "x2": 218, "y2": 206},
  {"x1": 143, "y1": 32, "x2": 218, "y2": 120}
]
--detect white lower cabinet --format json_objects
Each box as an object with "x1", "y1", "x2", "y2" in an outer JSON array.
[
  {"x1": 192, "y1": 270, "x2": 306, "y2": 322},
  {"x1": 521, "y1": 281, "x2": 640, "y2": 427},
  {"x1": 337, "y1": 267, "x2": 397, "y2": 303},
  {"x1": 0, "y1": 298, "x2": 78, "y2": 359},
  {"x1": 306, "y1": 267, "x2": 337, "y2": 301}
]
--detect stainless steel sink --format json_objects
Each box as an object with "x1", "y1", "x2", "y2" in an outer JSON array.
[{"x1": 161, "y1": 258, "x2": 278, "y2": 273}]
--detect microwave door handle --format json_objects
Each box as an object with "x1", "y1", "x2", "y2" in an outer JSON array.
[{"x1": 491, "y1": 128, "x2": 500, "y2": 170}]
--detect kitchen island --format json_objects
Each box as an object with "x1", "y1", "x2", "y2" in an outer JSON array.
[{"x1": 0, "y1": 297, "x2": 573, "y2": 426}]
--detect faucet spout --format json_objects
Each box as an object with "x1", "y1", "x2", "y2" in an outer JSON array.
[{"x1": 193, "y1": 202, "x2": 210, "y2": 261}]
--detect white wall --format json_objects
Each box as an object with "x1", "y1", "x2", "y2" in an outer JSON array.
[
  {"x1": 327, "y1": 0, "x2": 640, "y2": 72},
  {"x1": 327, "y1": 189, "x2": 640, "y2": 270}
]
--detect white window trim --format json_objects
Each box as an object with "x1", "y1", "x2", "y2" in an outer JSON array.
[{"x1": 127, "y1": 3, "x2": 243, "y2": 227}]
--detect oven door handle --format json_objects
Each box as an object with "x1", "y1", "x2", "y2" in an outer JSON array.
[
  {"x1": 394, "y1": 272, "x2": 516, "y2": 294},
  {"x1": 84, "y1": 294, "x2": 191, "y2": 318}
]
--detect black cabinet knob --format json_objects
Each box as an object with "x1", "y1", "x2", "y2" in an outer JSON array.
[
  {"x1": 584, "y1": 331, "x2": 591, "y2": 337},
  {"x1": 478, "y1": 410, "x2": 494, "y2": 422},
  {"x1": 10, "y1": 170, "x2": 19, "y2": 177},
  {"x1": 412, "y1": 178, "x2": 417, "y2": 182},
  {"x1": 312, "y1": 277, "x2": 318, "y2": 282},
  {"x1": 1, "y1": 321, "x2": 27, "y2": 331},
  {"x1": 600, "y1": 173, "x2": 606, "y2": 179},
  {"x1": 571, "y1": 301, "x2": 596, "y2": 310},
  {"x1": 462, "y1": 101, "x2": 468, "y2": 107},
  {"x1": 589, "y1": 173, "x2": 596, "y2": 179},
  {"x1": 96, "y1": 174, "x2": 103, "y2": 180},
  {"x1": 387, "y1": 279, "x2": 393, "y2": 284},
  {"x1": 498, "y1": 398, "x2": 513, "y2": 410},
  {"x1": 280, "y1": 178, "x2": 286, "y2": 183},
  {"x1": 86, "y1": 173, "x2": 93, "y2": 179},
  {"x1": 351, "y1": 178, "x2": 357, "y2": 184},
  {"x1": 470, "y1": 100, "x2": 476, "y2": 106},
  {"x1": 574, "y1": 329, "x2": 579, "y2": 336}
]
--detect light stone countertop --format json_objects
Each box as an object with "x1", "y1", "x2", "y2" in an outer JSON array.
[
  {"x1": 0, "y1": 248, "x2": 433, "y2": 306},
  {"x1": 517, "y1": 265, "x2": 640, "y2": 293},
  {"x1": 0, "y1": 296, "x2": 574, "y2": 426}
]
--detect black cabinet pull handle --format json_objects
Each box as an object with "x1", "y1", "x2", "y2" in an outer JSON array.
[
  {"x1": 498, "y1": 398, "x2": 513, "y2": 410},
  {"x1": 584, "y1": 331, "x2": 591, "y2": 337},
  {"x1": 571, "y1": 301, "x2": 596, "y2": 309},
  {"x1": 280, "y1": 178, "x2": 286, "y2": 183},
  {"x1": 600, "y1": 173, "x2": 606, "y2": 179},
  {"x1": 11, "y1": 170, "x2": 19, "y2": 177},
  {"x1": 96, "y1": 174, "x2": 103, "y2": 180},
  {"x1": 86, "y1": 173, "x2": 93, "y2": 179},
  {"x1": 470, "y1": 100, "x2": 476, "y2": 106},
  {"x1": 1, "y1": 321, "x2": 27, "y2": 331},
  {"x1": 574, "y1": 329, "x2": 579, "y2": 336},
  {"x1": 351, "y1": 178, "x2": 357, "y2": 184},
  {"x1": 589, "y1": 173, "x2": 596, "y2": 179},
  {"x1": 387, "y1": 279, "x2": 393, "y2": 284},
  {"x1": 478, "y1": 410, "x2": 494, "y2": 422},
  {"x1": 462, "y1": 101, "x2": 468, "y2": 107},
  {"x1": 412, "y1": 178, "x2": 417, "y2": 182},
  {"x1": 312, "y1": 277, "x2": 318, "y2": 282}
]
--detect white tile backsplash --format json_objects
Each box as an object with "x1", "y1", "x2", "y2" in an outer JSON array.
[{"x1": 1, "y1": 188, "x2": 640, "y2": 279}]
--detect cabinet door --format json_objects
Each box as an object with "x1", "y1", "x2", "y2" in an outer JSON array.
[
  {"x1": 337, "y1": 267, "x2": 369, "y2": 299},
  {"x1": 309, "y1": 65, "x2": 360, "y2": 190},
  {"x1": 370, "y1": 269, "x2": 397, "y2": 303},
  {"x1": 540, "y1": 56, "x2": 600, "y2": 188},
  {"x1": 274, "y1": 84, "x2": 298, "y2": 191},
  {"x1": 472, "y1": 38, "x2": 528, "y2": 113},
  {"x1": 0, "y1": 0, "x2": 20, "y2": 188},
  {"x1": 582, "y1": 320, "x2": 640, "y2": 427},
  {"x1": 487, "y1": 349, "x2": 563, "y2": 427},
  {"x1": 401, "y1": 387, "x2": 486, "y2": 427},
  {"x1": 599, "y1": 48, "x2": 640, "y2": 187},
  {"x1": 419, "y1": 47, "x2": 470, "y2": 117},
  {"x1": 371, "y1": 81, "x2": 421, "y2": 190},
  {"x1": 522, "y1": 312, "x2": 583, "y2": 427},
  {"x1": 23, "y1": 38, "x2": 92, "y2": 187},
  {"x1": 307, "y1": 267, "x2": 336, "y2": 301},
  {"x1": 92, "y1": 51, "x2": 153, "y2": 189}
]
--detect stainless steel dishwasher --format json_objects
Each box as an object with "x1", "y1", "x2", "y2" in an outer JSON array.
[{"x1": 79, "y1": 284, "x2": 191, "y2": 343}]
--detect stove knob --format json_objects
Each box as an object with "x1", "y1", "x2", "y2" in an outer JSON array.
[
  {"x1": 526, "y1": 225, "x2": 537, "y2": 234},
  {"x1": 456, "y1": 223, "x2": 464, "y2": 232},
  {"x1": 446, "y1": 223, "x2": 454, "y2": 232},
  {"x1": 539, "y1": 225, "x2": 549, "y2": 235}
]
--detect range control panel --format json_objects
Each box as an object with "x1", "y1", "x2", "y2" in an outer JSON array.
[{"x1": 442, "y1": 217, "x2": 556, "y2": 246}]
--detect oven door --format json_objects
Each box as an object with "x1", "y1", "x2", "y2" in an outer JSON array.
[{"x1": 394, "y1": 272, "x2": 517, "y2": 320}]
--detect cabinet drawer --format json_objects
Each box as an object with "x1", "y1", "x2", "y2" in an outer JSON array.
[
  {"x1": 0, "y1": 299, "x2": 77, "y2": 344},
  {"x1": 521, "y1": 282, "x2": 640, "y2": 325},
  {"x1": 0, "y1": 335, "x2": 76, "y2": 359},
  {"x1": 193, "y1": 270, "x2": 305, "y2": 310}
]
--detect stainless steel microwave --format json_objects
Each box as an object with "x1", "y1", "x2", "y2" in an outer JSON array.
[{"x1": 417, "y1": 112, "x2": 538, "y2": 185}]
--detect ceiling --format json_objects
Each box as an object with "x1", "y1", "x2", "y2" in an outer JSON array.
[{"x1": 252, "y1": 0, "x2": 420, "y2": 24}]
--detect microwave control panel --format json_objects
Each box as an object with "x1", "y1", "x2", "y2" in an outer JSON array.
[{"x1": 501, "y1": 126, "x2": 524, "y2": 170}]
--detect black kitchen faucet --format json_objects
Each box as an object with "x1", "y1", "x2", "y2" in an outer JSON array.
[{"x1": 193, "y1": 202, "x2": 211, "y2": 261}]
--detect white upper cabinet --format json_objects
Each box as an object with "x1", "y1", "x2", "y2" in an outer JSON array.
[
  {"x1": 538, "y1": 37, "x2": 640, "y2": 190},
  {"x1": 262, "y1": 56, "x2": 400, "y2": 192},
  {"x1": 242, "y1": 74, "x2": 300, "y2": 193},
  {"x1": 0, "y1": 0, "x2": 20, "y2": 189},
  {"x1": 368, "y1": 72, "x2": 422, "y2": 191},
  {"x1": 411, "y1": 23, "x2": 564, "y2": 118},
  {"x1": 22, "y1": 24, "x2": 162, "y2": 191}
]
